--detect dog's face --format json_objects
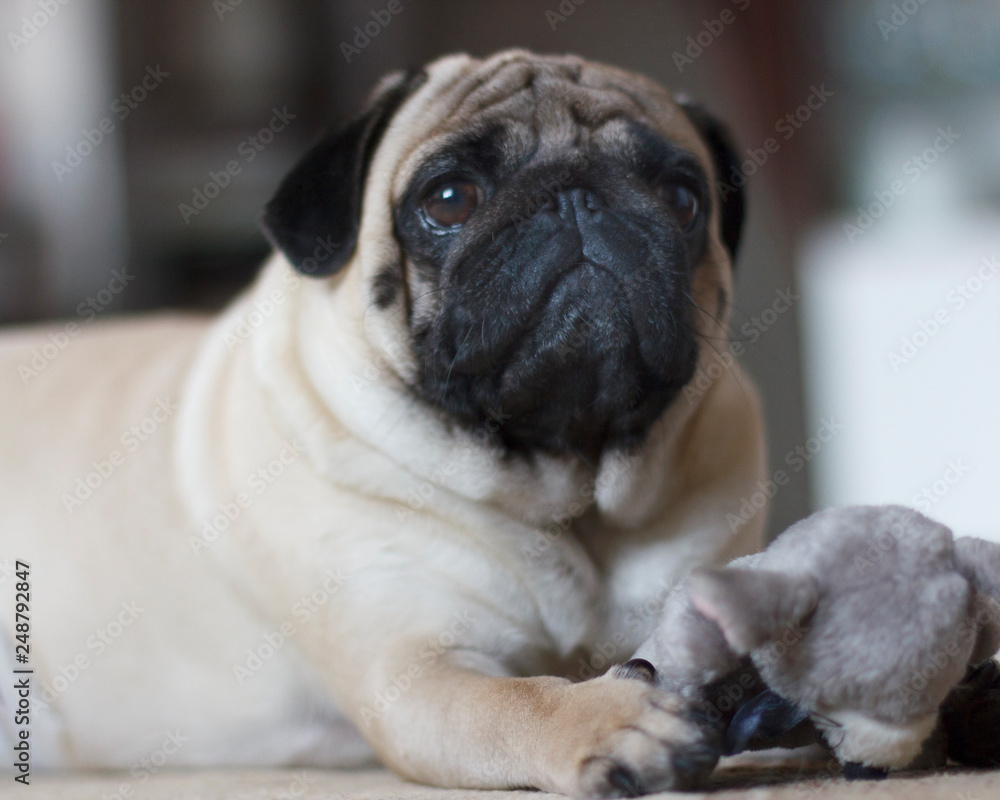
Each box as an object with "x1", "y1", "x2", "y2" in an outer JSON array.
[{"x1": 262, "y1": 52, "x2": 744, "y2": 461}]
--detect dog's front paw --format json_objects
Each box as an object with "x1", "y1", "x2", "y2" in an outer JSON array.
[{"x1": 542, "y1": 660, "x2": 720, "y2": 797}]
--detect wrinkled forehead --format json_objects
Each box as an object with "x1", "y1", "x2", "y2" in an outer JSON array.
[{"x1": 389, "y1": 52, "x2": 711, "y2": 198}]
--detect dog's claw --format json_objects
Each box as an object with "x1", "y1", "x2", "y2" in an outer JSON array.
[
  {"x1": 613, "y1": 659, "x2": 658, "y2": 684},
  {"x1": 607, "y1": 765, "x2": 642, "y2": 797}
]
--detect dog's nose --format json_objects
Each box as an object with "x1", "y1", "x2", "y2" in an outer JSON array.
[{"x1": 557, "y1": 187, "x2": 603, "y2": 223}]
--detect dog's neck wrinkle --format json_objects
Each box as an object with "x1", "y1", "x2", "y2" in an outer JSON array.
[{"x1": 241, "y1": 256, "x2": 600, "y2": 530}]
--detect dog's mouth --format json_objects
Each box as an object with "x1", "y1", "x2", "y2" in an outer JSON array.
[{"x1": 417, "y1": 239, "x2": 699, "y2": 458}]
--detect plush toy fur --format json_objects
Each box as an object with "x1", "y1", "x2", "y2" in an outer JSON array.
[{"x1": 632, "y1": 505, "x2": 1000, "y2": 773}]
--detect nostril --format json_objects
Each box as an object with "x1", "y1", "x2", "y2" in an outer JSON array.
[
  {"x1": 557, "y1": 188, "x2": 603, "y2": 221},
  {"x1": 556, "y1": 189, "x2": 578, "y2": 219}
]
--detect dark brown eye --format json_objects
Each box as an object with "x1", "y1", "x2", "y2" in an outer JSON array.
[
  {"x1": 422, "y1": 180, "x2": 481, "y2": 229},
  {"x1": 660, "y1": 183, "x2": 699, "y2": 230}
]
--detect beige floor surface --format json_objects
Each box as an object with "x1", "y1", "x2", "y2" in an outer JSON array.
[{"x1": 6, "y1": 757, "x2": 999, "y2": 800}]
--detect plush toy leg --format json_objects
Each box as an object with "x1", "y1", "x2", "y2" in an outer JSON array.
[{"x1": 940, "y1": 659, "x2": 1000, "y2": 767}]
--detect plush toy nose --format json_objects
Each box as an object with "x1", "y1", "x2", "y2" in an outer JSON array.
[{"x1": 723, "y1": 689, "x2": 813, "y2": 755}]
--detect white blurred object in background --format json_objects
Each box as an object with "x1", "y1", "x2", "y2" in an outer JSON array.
[
  {"x1": 0, "y1": 0, "x2": 127, "y2": 315},
  {"x1": 800, "y1": 111, "x2": 1000, "y2": 540}
]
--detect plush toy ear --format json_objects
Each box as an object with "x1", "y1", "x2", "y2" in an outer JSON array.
[
  {"x1": 260, "y1": 69, "x2": 426, "y2": 276},
  {"x1": 689, "y1": 567, "x2": 818, "y2": 654},
  {"x1": 676, "y1": 99, "x2": 746, "y2": 262},
  {"x1": 954, "y1": 537, "x2": 1000, "y2": 602},
  {"x1": 632, "y1": 582, "x2": 742, "y2": 695}
]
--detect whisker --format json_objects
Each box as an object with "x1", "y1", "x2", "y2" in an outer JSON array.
[
  {"x1": 682, "y1": 290, "x2": 757, "y2": 406},
  {"x1": 809, "y1": 712, "x2": 841, "y2": 729},
  {"x1": 682, "y1": 289, "x2": 728, "y2": 333},
  {"x1": 381, "y1": 285, "x2": 448, "y2": 329},
  {"x1": 443, "y1": 326, "x2": 474, "y2": 397}
]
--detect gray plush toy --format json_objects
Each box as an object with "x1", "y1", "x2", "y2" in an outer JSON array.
[{"x1": 630, "y1": 505, "x2": 1000, "y2": 777}]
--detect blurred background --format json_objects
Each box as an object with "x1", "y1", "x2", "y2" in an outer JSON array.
[{"x1": 0, "y1": 0, "x2": 998, "y2": 540}]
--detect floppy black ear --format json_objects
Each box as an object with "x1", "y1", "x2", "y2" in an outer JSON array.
[
  {"x1": 260, "y1": 69, "x2": 427, "y2": 276},
  {"x1": 677, "y1": 100, "x2": 746, "y2": 262}
]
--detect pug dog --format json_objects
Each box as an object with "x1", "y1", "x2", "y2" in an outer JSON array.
[{"x1": 0, "y1": 50, "x2": 766, "y2": 796}]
